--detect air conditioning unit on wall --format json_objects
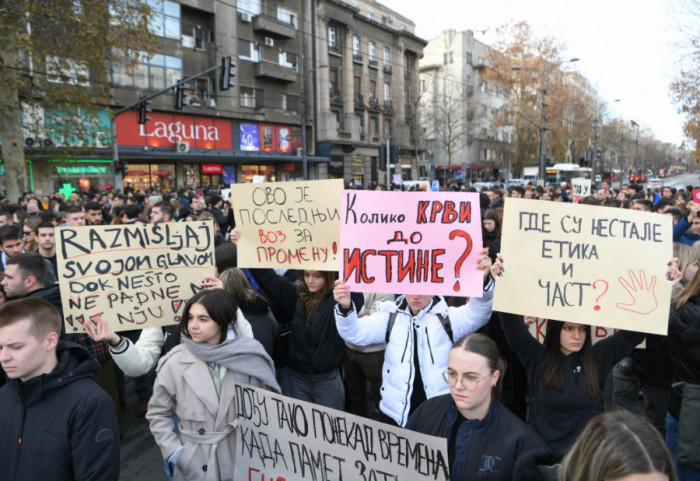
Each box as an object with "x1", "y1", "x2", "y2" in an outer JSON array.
[
  {"x1": 265, "y1": 37, "x2": 275, "y2": 47},
  {"x1": 241, "y1": 12, "x2": 252, "y2": 23},
  {"x1": 176, "y1": 141, "x2": 190, "y2": 153}
]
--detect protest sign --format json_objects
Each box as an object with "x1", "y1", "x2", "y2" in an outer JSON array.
[
  {"x1": 493, "y1": 198, "x2": 672, "y2": 335},
  {"x1": 340, "y1": 190, "x2": 483, "y2": 297},
  {"x1": 527, "y1": 318, "x2": 644, "y2": 347},
  {"x1": 233, "y1": 383, "x2": 449, "y2": 481},
  {"x1": 693, "y1": 188, "x2": 700, "y2": 203},
  {"x1": 572, "y1": 178, "x2": 592, "y2": 203},
  {"x1": 232, "y1": 179, "x2": 343, "y2": 270},
  {"x1": 56, "y1": 221, "x2": 215, "y2": 333}
]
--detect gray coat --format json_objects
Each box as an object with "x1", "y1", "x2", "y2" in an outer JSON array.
[{"x1": 147, "y1": 344, "x2": 268, "y2": 481}]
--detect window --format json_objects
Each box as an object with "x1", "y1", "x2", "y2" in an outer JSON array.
[
  {"x1": 281, "y1": 94, "x2": 299, "y2": 112},
  {"x1": 238, "y1": 39, "x2": 260, "y2": 62},
  {"x1": 353, "y1": 35, "x2": 361, "y2": 56},
  {"x1": 419, "y1": 79, "x2": 425, "y2": 94},
  {"x1": 237, "y1": 0, "x2": 261, "y2": 15},
  {"x1": 369, "y1": 79, "x2": 377, "y2": 103},
  {"x1": 369, "y1": 116, "x2": 378, "y2": 137},
  {"x1": 111, "y1": 51, "x2": 181, "y2": 90},
  {"x1": 328, "y1": 27, "x2": 336, "y2": 47},
  {"x1": 367, "y1": 9, "x2": 374, "y2": 20},
  {"x1": 278, "y1": 51, "x2": 298, "y2": 70},
  {"x1": 46, "y1": 56, "x2": 90, "y2": 86},
  {"x1": 277, "y1": 7, "x2": 297, "y2": 28},
  {"x1": 368, "y1": 42, "x2": 376, "y2": 61},
  {"x1": 383, "y1": 46, "x2": 390, "y2": 67},
  {"x1": 148, "y1": 0, "x2": 180, "y2": 40},
  {"x1": 404, "y1": 54, "x2": 409, "y2": 77},
  {"x1": 332, "y1": 110, "x2": 341, "y2": 130},
  {"x1": 384, "y1": 119, "x2": 391, "y2": 138},
  {"x1": 384, "y1": 82, "x2": 390, "y2": 101},
  {"x1": 354, "y1": 75, "x2": 362, "y2": 99},
  {"x1": 329, "y1": 68, "x2": 339, "y2": 96},
  {"x1": 240, "y1": 87, "x2": 257, "y2": 108}
]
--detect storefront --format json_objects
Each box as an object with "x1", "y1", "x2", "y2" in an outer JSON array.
[{"x1": 49, "y1": 160, "x2": 115, "y2": 193}]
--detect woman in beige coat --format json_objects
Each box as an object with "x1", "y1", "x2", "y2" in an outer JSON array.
[{"x1": 147, "y1": 289, "x2": 280, "y2": 481}]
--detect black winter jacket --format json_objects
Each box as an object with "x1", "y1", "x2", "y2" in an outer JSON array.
[
  {"x1": 250, "y1": 268, "x2": 363, "y2": 374},
  {"x1": 668, "y1": 297, "x2": 700, "y2": 419},
  {"x1": 408, "y1": 395, "x2": 548, "y2": 481},
  {"x1": 0, "y1": 341, "x2": 120, "y2": 481},
  {"x1": 499, "y1": 312, "x2": 645, "y2": 453}
]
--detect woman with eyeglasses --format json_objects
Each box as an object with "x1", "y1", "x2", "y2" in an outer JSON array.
[{"x1": 408, "y1": 333, "x2": 547, "y2": 481}]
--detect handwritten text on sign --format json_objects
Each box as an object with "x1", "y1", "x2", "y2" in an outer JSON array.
[
  {"x1": 340, "y1": 191, "x2": 483, "y2": 297},
  {"x1": 232, "y1": 179, "x2": 343, "y2": 270},
  {"x1": 493, "y1": 199, "x2": 672, "y2": 335},
  {"x1": 233, "y1": 383, "x2": 449, "y2": 481},
  {"x1": 56, "y1": 222, "x2": 215, "y2": 333},
  {"x1": 572, "y1": 178, "x2": 591, "y2": 203}
]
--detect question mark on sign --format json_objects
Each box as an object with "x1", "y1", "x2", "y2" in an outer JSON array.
[
  {"x1": 592, "y1": 279, "x2": 609, "y2": 311},
  {"x1": 449, "y1": 230, "x2": 473, "y2": 292}
]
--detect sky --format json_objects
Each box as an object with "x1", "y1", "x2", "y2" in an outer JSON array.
[{"x1": 379, "y1": 0, "x2": 691, "y2": 147}]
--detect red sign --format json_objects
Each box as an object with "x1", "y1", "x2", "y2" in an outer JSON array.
[
  {"x1": 694, "y1": 189, "x2": 700, "y2": 203},
  {"x1": 115, "y1": 111, "x2": 233, "y2": 150},
  {"x1": 201, "y1": 163, "x2": 223, "y2": 174},
  {"x1": 283, "y1": 163, "x2": 295, "y2": 171}
]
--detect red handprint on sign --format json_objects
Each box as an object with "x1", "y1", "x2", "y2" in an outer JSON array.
[{"x1": 615, "y1": 269, "x2": 658, "y2": 315}]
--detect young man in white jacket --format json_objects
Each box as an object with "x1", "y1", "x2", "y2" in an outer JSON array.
[{"x1": 333, "y1": 248, "x2": 494, "y2": 427}]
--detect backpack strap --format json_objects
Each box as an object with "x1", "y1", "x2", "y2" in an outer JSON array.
[
  {"x1": 437, "y1": 313, "x2": 453, "y2": 343},
  {"x1": 385, "y1": 311, "x2": 399, "y2": 344}
]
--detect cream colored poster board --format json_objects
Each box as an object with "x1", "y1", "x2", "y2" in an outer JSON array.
[
  {"x1": 232, "y1": 383, "x2": 449, "y2": 481},
  {"x1": 493, "y1": 198, "x2": 672, "y2": 335},
  {"x1": 56, "y1": 221, "x2": 215, "y2": 333},
  {"x1": 232, "y1": 179, "x2": 343, "y2": 270}
]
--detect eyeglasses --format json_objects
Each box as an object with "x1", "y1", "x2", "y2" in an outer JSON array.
[{"x1": 442, "y1": 370, "x2": 490, "y2": 390}]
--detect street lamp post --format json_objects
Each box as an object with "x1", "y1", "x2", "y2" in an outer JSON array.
[
  {"x1": 512, "y1": 57, "x2": 579, "y2": 186},
  {"x1": 299, "y1": 61, "x2": 327, "y2": 180}
]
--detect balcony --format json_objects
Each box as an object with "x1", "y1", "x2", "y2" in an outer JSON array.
[
  {"x1": 253, "y1": 15, "x2": 296, "y2": 39},
  {"x1": 383, "y1": 64, "x2": 392, "y2": 74},
  {"x1": 254, "y1": 61, "x2": 298, "y2": 83},
  {"x1": 352, "y1": 53, "x2": 363, "y2": 64},
  {"x1": 368, "y1": 59, "x2": 378, "y2": 69},
  {"x1": 329, "y1": 44, "x2": 342, "y2": 56},
  {"x1": 383, "y1": 99, "x2": 393, "y2": 109}
]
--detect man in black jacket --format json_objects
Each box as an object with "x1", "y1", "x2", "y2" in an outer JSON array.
[{"x1": 0, "y1": 298, "x2": 120, "y2": 480}]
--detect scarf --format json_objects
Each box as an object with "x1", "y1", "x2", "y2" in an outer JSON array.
[{"x1": 184, "y1": 332, "x2": 281, "y2": 393}]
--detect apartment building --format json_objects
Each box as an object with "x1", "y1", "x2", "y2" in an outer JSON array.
[
  {"x1": 419, "y1": 29, "x2": 511, "y2": 184},
  {"x1": 310, "y1": 0, "x2": 426, "y2": 186}
]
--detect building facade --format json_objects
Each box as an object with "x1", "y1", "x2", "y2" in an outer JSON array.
[{"x1": 419, "y1": 29, "x2": 511, "y2": 184}]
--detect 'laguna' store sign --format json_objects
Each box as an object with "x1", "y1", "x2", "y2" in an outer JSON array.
[{"x1": 115, "y1": 111, "x2": 233, "y2": 150}]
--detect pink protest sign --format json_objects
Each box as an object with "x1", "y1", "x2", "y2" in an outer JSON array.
[{"x1": 340, "y1": 190, "x2": 483, "y2": 297}]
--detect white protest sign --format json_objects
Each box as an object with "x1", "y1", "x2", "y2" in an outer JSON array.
[
  {"x1": 232, "y1": 179, "x2": 343, "y2": 270},
  {"x1": 56, "y1": 222, "x2": 215, "y2": 333},
  {"x1": 233, "y1": 383, "x2": 449, "y2": 481},
  {"x1": 493, "y1": 198, "x2": 673, "y2": 335},
  {"x1": 572, "y1": 178, "x2": 592, "y2": 203}
]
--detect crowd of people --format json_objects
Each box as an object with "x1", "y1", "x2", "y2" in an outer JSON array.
[{"x1": 0, "y1": 178, "x2": 697, "y2": 481}]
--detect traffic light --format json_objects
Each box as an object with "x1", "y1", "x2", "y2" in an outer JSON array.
[
  {"x1": 220, "y1": 56, "x2": 236, "y2": 91},
  {"x1": 138, "y1": 99, "x2": 152, "y2": 124},
  {"x1": 174, "y1": 81, "x2": 190, "y2": 110},
  {"x1": 378, "y1": 145, "x2": 399, "y2": 171},
  {"x1": 114, "y1": 160, "x2": 127, "y2": 175}
]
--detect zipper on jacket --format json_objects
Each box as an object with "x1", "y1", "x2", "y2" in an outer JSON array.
[{"x1": 425, "y1": 327, "x2": 435, "y2": 364}]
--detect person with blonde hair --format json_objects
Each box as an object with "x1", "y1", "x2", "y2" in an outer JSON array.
[{"x1": 560, "y1": 410, "x2": 676, "y2": 481}]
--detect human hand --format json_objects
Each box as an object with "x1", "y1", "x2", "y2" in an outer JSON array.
[
  {"x1": 230, "y1": 228, "x2": 241, "y2": 244},
  {"x1": 523, "y1": 316, "x2": 538, "y2": 327},
  {"x1": 475, "y1": 248, "x2": 492, "y2": 280},
  {"x1": 490, "y1": 253, "x2": 504, "y2": 278},
  {"x1": 83, "y1": 315, "x2": 121, "y2": 346},
  {"x1": 616, "y1": 269, "x2": 658, "y2": 315},
  {"x1": 667, "y1": 257, "x2": 682, "y2": 286},
  {"x1": 333, "y1": 280, "x2": 352, "y2": 309},
  {"x1": 201, "y1": 275, "x2": 223, "y2": 290}
]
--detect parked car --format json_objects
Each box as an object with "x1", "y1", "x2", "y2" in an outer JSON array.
[{"x1": 647, "y1": 178, "x2": 664, "y2": 190}]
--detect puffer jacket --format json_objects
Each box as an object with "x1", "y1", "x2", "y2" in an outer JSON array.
[
  {"x1": 335, "y1": 280, "x2": 494, "y2": 426},
  {"x1": 667, "y1": 297, "x2": 700, "y2": 419}
]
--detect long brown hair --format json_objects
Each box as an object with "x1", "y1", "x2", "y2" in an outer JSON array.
[
  {"x1": 673, "y1": 262, "x2": 700, "y2": 310},
  {"x1": 541, "y1": 320, "x2": 600, "y2": 398},
  {"x1": 296, "y1": 270, "x2": 335, "y2": 318}
]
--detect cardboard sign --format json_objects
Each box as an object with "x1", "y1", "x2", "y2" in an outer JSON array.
[
  {"x1": 233, "y1": 383, "x2": 449, "y2": 481},
  {"x1": 232, "y1": 179, "x2": 343, "y2": 270},
  {"x1": 340, "y1": 191, "x2": 483, "y2": 297},
  {"x1": 56, "y1": 222, "x2": 216, "y2": 333},
  {"x1": 493, "y1": 198, "x2": 672, "y2": 335},
  {"x1": 572, "y1": 178, "x2": 591, "y2": 203},
  {"x1": 527, "y1": 318, "x2": 644, "y2": 348},
  {"x1": 693, "y1": 189, "x2": 700, "y2": 203}
]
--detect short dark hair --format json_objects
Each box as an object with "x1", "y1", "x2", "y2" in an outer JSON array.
[
  {"x1": 215, "y1": 242, "x2": 238, "y2": 273},
  {"x1": 84, "y1": 201, "x2": 102, "y2": 212},
  {"x1": 64, "y1": 205, "x2": 83, "y2": 215},
  {"x1": 0, "y1": 297, "x2": 61, "y2": 338},
  {"x1": 6, "y1": 253, "x2": 46, "y2": 287},
  {"x1": 125, "y1": 204, "x2": 141, "y2": 220},
  {"x1": 0, "y1": 224, "x2": 21, "y2": 243},
  {"x1": 179, "y1": 289, "x2": 238, "y2": 344},
  {"x1": 36, "y1": 221, "x2": 55, "y2": 234},
  {"x1": 207, "y1": 194, "x2": 223, "y2": 207},
  {"x1": 655, "y1": 199, "x2": 675, "y2": 213},
  {"x1": 0, "y1": 210, "x2": 12, "y2": 222},
  {"x1": 152, "y1": 201, "x2": 174, "y2": 220}
]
